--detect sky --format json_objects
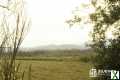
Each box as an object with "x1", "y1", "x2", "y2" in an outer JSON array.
[{"x1": 21, "y1": 0, "x2": 92, "y2": 48}]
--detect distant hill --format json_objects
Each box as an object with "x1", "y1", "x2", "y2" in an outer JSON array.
[{"x1": 21, "y1": 44, "x2": 90, "y2": 51}]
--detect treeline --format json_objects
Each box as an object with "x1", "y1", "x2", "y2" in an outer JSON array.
[{"x1": 17, "y1": 49, "x2": 93, "y2": 57}]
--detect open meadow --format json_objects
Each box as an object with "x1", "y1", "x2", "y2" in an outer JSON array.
[{"x1": 16, "y1": 50, "x2": 93, "y2": 80}]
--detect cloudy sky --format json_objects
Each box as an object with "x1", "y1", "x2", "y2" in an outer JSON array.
[{"x1": 21, "y1": 0, "x2": 92, "y2": 48}]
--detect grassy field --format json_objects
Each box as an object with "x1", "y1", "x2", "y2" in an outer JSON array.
[
  {"x1": 16, "y1": 50, "x2": 93, "y2": 80},
  {"x1": 19, "y1": 60, "x2": 92, "y2": 80}
]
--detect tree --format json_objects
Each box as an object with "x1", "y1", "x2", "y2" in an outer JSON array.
[
  {"x1": 0, "y1": 0, "x2": 30, "y2": 80},
  {"x1": 67, "y1": 0, "x2": 120, "y2": 79}
]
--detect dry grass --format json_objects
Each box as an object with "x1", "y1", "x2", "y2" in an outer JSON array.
[{"x1": 18, "y1": 59, "x2": 92, "y2": 80}]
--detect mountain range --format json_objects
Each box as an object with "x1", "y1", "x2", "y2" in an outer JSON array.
[{"x1": 21, "y1": 44, "x2": 90, "y2": 51}]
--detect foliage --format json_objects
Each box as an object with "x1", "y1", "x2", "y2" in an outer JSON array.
[{"x1": 67, "y1": 0, "x2": 120, "y2": 79}]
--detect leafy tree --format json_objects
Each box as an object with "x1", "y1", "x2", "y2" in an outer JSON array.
[{"x1": 67, "y1": 0, "x2": 120, "y2": 79}]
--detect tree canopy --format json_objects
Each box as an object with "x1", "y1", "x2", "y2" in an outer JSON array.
[{"x1": 67, "y1": 0, "x2": 120, "y2": 79}]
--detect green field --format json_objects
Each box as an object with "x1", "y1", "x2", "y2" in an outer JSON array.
[
  {"x1": 19, "y1": 60, "x2": 91, "y2": 80},
  {"x1": 16, "y1": 50, "x2": 93, "y2": 80}
]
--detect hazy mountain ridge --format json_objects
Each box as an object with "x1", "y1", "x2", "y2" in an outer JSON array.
[{"x1": 21, "y1": 44, "x2": 90, "y2": 51}]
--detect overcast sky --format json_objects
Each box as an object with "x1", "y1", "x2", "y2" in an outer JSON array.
[{"x1": 21, "y1": 0, "x2": 92, "y2": 48}]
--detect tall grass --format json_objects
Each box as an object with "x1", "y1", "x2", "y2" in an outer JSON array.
[{"x1": 0, "y1": 51, "x2": 31, "y2": 80}]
